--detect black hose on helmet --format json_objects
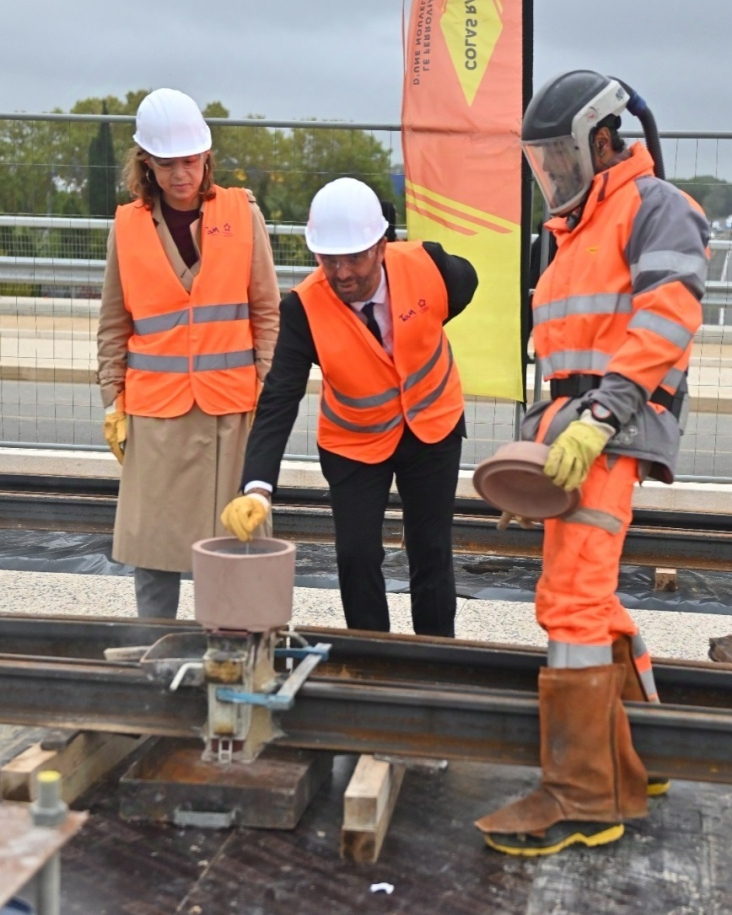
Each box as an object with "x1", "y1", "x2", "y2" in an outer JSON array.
[{"x1": 609, "y1": 77, "x2": 665, "y2": 180}]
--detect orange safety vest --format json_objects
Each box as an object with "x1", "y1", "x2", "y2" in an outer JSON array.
[
  {"x1": 534, "y1": 143, "x2": 704, "y2": 405},
  {"x1": 115, "y1": 186, "x2": 256, "y2": 418},
  {"x1": 298, "y1": 242, "x2": 464, "y2": 463}
]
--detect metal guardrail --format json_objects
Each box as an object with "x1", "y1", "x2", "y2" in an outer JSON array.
[
  {"x1": 0, "y1": 256, "x2": 312, "y2": 293},
  {"x1": 0, "y1": 216, "x2": 408, "y2": 293}
]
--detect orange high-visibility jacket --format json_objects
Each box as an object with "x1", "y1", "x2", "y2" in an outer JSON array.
[
  {"x1": 527, "y1": 143, "x2": 708, "y2": 480},
  {"x1": 534, "y1": 143, "x2": 706, "y2": 405},
  {"x1": 297, "y1": 242, "x2": 464, "y2": 463},
  {"x1": 115, "y1": 186, "x2": 256, "y2": 418}
]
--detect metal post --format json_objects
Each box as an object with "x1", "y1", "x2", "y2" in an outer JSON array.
[
  {"x1": 30, "y1": 770, "x2": 68, "y2": 915},
  {"x1": 533, "y1": 201, "x2": 552, "y2": 405},
  {"x1": 35, "y1": 855, "x2": 60, "y2": 915}
]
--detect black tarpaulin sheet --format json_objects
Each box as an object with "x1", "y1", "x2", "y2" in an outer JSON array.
[{"x1": 0, "y1": 531, "x2": 729, "y2": 615}]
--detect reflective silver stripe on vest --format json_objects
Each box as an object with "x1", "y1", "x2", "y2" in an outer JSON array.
[
  {"x1": 630, "y1": 633, "x2": 648, "y2": 660},
  {"x1": 638, "y1": 668, "x2": 659, "y2": 701},
  {"x1": 133, "y1": 309, "x2": 189, "y2": 335},
  {"x1": 561, "y1": 506, "x2": 624, "y2": 535},
  {"x1": 661, "y1": 367, "x2": 685, "y2": 391},
  {"x1": 406, "y1": 344, "x2": 455, "y2": 421},
  {"x1": 192, "y1": 349, "x2": 254, "y2": 371},
  {"x1": 127, "y1": 352, "x2": 189, "y2": 373},
  {"x1": 326, "y1": 379, "x2": 400, "y2": 409},
  {"x1": 630, "y1": 634, "x2": 659, "y2": 701},
  {"x1": 628, "y1": 310, "x2": 693, "y2": 350},
  {"x1": 542, "y1": 350, "x2": 610, "y2": 376},
  {"x1": 133, "y1": 302, "x2": 250, "y2": 335},
  {"x1": 533, "y1": 293, "x2": 633, "y2": 327},
  {"x1": 630, "y1": 250, "x2": 708, "y2": 286},
  {"x1": 320, "y1": 396, "x2": 403, "y2": 434},
  {"x1": 547, "y1": 641, "x2": 613, "y2": 669},
  {"x1": 193, "y1": 302, "x2": 250, "y2": 323},
  {"x1": 403, "y1": 337, "x2": 445, "y2": 392}
]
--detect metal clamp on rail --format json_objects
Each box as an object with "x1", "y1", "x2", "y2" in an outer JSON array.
[{"x1": 215, "y1": 641, "x2": 331, "y2": 712}]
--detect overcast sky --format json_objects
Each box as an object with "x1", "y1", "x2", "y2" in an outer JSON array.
[{"x1": 1, "y1": 1, "x2": 729, "y2": 172}]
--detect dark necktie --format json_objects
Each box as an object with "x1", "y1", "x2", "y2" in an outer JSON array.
[{"x1": 361, "y1": 301, "x2": 383, "y2": 346}]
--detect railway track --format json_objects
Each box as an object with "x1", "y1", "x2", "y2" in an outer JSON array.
[
  {"x1": 1, "y1": 474, "x2": 732, "y2": 571},
  {"x1": 2, "y1": 615, "x2": 732, "y2": 784}
]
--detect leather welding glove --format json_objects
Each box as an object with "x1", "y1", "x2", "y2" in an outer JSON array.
[
  {"x1": 497, "y1": 512, "x2": 540, "y2": 531},
  {"x1": 543, "y1": 409, "x2": 615, "y2": 492},
  {"x1": 102, "y1": 393, "x2": 127, "y2": 465},
  {"x1": 221, "y1": 492, "x2": 271, "y2": 541}
]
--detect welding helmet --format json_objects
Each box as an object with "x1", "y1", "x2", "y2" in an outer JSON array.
[
  {"x1": 305, "y1": 178, "x2": 389, "y2": 255},
  {"x1": 133, "y1": 88, "x2": 212, "y2": 158},
  {"x1": 522, "y1": 70, "x2": 629, "y2": 215}
]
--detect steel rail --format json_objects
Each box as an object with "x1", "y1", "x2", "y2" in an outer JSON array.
[
  {"x1": 1, "y1": 481, "x2": 731, "y2": 570},
  {"x1": 1, "y1": 652, "x2": 732, "y2": 784},
  {"x1": 1, "y1": 617, "x2": 732, "y2": 784},
  {"x1": 1, "y1": 615, "x2": 731, "y2": 710}
]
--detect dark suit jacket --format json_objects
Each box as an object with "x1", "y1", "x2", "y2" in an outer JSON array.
[{"x1": 242, "y1": 241, "x2": 479, "y2": 492}]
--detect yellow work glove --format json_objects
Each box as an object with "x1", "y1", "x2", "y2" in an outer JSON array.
[
  {"x1": 102, "y1": 394, "x2": 127, "y2": 465},
  {"x1": 543, "y1": 410, "x2": 615, "y2": 492},
  {"x1": 221, "y1": 493, "x2": 271, "y2": 541},
  {"x1": 497, "y1": 512, "x2": 540, "y2": 531}
]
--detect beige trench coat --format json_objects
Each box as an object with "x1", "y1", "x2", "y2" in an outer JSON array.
[{"x1": 97, "y1": 190, "x2": 280, "y2": 572}]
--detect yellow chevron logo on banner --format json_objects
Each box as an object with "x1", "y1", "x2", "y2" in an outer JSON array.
[
  {"x1": 405, "y1": 180, "x2": 523, "y2": 400},
  {"x1": 439, "y1": 0, "x2": 503, "y2": 106}
]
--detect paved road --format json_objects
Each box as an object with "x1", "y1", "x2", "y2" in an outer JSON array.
[{"x1": 1, "y1": 380, "x2": 731, "y2": 477}]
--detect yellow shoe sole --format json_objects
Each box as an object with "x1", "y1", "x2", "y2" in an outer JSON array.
[
  {"x1": 484, "y1": 823, "x2": 625, "y2": 857},
  {"x1": 647, "y1": 778, "x2": 671, "y2": 797}
]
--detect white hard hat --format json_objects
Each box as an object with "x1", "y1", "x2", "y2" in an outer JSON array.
[
  {"x1": 133, "y1": 88, "x2": 212, "y2": 158},
  {"x1": 305, "y1": 178, "x2": 389, "y2": 255}
]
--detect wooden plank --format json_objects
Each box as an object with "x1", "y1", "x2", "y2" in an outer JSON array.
[
  {"x1": 343, "y1": 754, "x2": 392, "y2": 830},
  {"x1": 341, "y1": 754, "x2": 406, "y2": 864},
  {"x1": 654, "y1": 567, "x2": 678, "y2": 591},
  {"x1": 2, "y1": 732, "x2": 146, "y2": 803},
  {"x1": 61, "y1": 735, "x2": 147, "y2": 804},
  {"x1": 1, "y1": 744, "x2": 58, "y2": 801}
]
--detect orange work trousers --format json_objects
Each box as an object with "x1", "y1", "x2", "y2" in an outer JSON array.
[{"x1": 536, "y1": 454, "x2": 640, "y2": 646}]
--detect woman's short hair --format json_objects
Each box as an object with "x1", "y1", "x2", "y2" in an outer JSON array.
[{"x1": 121, "y1": 146, "x2": 216, "y2": 209}]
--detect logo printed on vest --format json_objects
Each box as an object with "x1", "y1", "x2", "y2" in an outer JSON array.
[
  {"x1": 206, "y1": 225, "x2": 220, "y2": 235},
  {"x1": 223, "y1": 223, "x2": 233, "y2": 236},
  {"x1": 399, "y1": 308, "x2": 418, "y2": 322}
]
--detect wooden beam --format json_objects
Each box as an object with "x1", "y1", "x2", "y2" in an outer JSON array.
[
  {"x1": 654, "y1": 568, "x2": 678, "y2": 592},
  {"x1": 1, "y1": 732, "x2": 146, "y2": 804},
  {"x1": 341, "y1": 754, "x2": 405, "y2": 864}
]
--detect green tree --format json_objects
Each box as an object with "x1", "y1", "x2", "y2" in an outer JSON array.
[
  {"x1": 87, "y1": 102, "x2": 117, "y2": 217},
  {"x1": 672, "y1": 175, "x2": 732, "y2": 220}
]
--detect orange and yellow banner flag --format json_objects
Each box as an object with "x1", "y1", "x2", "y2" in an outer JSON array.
[{"x1": 402, "y1": 0, "x2": 524, "y2": 399}]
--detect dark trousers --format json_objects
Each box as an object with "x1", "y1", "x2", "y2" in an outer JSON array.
[
  {"x1": 321, "y1": 427, "x2": 462, "y2": 637},
  {"x1": 134, "y1": 567, "x2": 181, "y2": 619}
]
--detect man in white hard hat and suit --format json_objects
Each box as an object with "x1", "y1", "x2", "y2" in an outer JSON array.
[{"x1": 222, "y1": 178, "x2": 478, "y2": 636}]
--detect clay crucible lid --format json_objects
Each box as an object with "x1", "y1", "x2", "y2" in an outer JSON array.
[{"x1": 472, "y1": 441, "x2": 580, "y2": 520}]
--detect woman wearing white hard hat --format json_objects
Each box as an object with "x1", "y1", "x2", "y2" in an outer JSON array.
[{"x1": 97, "y1": 88, "x2": 280, "y2": 618}]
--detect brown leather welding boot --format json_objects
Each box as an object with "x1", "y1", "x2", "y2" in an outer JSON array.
[
  {"x1": 613, "y1": 634, "x2": 669, "y2": 797},
  {"x1": 475, "y1": 664, "x2": 648, "y2": 856}
]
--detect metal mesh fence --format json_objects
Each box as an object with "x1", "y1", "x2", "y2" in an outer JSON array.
[{"x1": 0, "y1": 115, "x2": 730, "y2": 479}]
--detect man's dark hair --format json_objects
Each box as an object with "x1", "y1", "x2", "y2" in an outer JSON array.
[
  {"x1": 380, "y1": 200, "x2": 398, "y2": 242},
  {"x1": 592, "y1": 114, "x2": 626, "y2": 153}
]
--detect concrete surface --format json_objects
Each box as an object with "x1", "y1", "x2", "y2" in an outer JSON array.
[
  {"x1": 0, "y1": 568, "x2": 726, "y2": 662},
  {"x1": 3, "y1": 446, "x2": 732, "y2": 513}
]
